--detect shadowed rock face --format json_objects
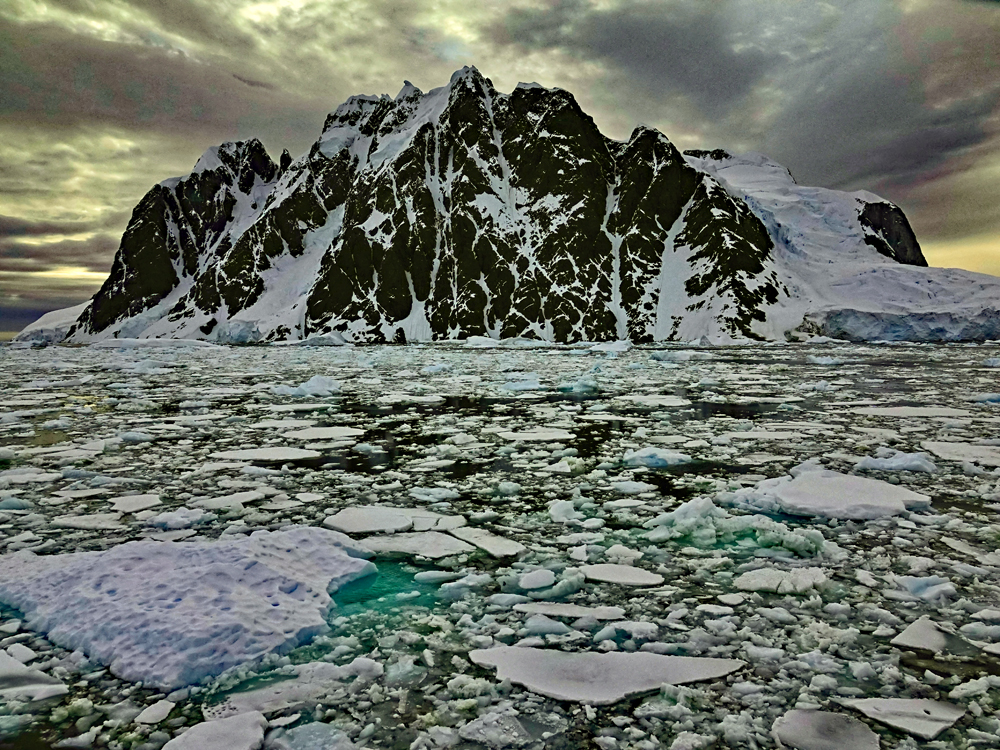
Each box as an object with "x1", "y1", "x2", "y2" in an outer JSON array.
[
  {"x1": 858, "y1": 201, "x2": 927, "y2": 267},
  {"x1": 66, "y1": 67, "x2": 926, "y2": 345}
]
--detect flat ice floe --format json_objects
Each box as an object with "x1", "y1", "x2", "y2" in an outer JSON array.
[
  {"x1": 161, "y1": 711, "x2": 267, "y2": 750},
  {"x1": 843, "y1": 698, "x2": 965, "y2": 740},
  {"x1": 0, "y1": 528, "x2": 374, "y2": 688},
  {"x1": 360, "y1": 531, "x2": 476, "y2": 558},
  {"x1": 772, "y1": 709, "x2": 879, "y2": 750},
  {"x1": 207, "y1": 447, "x2": 321, "y2": 461},
  {"x1": 730, "y1": 468, "x2": 929, "y2": 519},
  {"x1": 469, "y1": 647, "x2": 743, "y2": 704},
  {"x1": 579, "y1": 563, "x2": 665, "y2": 586}
]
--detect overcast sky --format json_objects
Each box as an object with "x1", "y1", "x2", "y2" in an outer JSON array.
[{"x1": 3, "y1": 0, "x2": 1000, "y2": 331}]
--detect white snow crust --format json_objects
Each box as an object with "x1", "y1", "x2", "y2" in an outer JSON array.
[{"x1": 0, "y1": 528, "x2": 374, "y2": 688}]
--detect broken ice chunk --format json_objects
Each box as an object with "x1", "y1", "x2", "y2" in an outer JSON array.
[
  {"x1": 843, "y1": 698, "x2": 964, "y2": 740},
  {"x1": 0, "y1": 652, "x2": 68, "y2": 701},
  {"x1": 734, "y1": 567, "x2": 827, "y2": 594},
  {"x1": 361, "y1": 531, "x2": 475, "y2": 559},
  {"x1": 469, "y1": 647, "x2": 742, "y2": 704},
  {"x1": 772, "y1": 709, "x2": 878, "y2": 750},
  {"x1": 579, "y1": 564, "x2": 664, "y2": 586},
  {"x1": 162, "y1": 711, "x2": 267, "y2": 750}
]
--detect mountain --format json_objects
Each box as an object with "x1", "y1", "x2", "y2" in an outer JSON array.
[{"x1": 18, "y1": 67, "x2": 1000, "y2": 344}]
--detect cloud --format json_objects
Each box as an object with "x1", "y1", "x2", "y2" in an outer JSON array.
[{"x1": 499, "y1": 0, "x2": 782, "y2": 118}]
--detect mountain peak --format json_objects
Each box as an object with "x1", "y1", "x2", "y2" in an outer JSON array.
[{"x1": 42, "y1": 70, "x2": 1000, "y2": 347}]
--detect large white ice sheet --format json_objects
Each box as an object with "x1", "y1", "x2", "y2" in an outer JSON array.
[{"x1": 0, "y1": 528, "x2": 374, "y2": 689}]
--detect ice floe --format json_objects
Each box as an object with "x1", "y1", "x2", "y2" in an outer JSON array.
[
  {"x1": 0, "y1": 528, "x2": 374, "y2": 688},
  {"x1": 469, "y1": 647, "x2": 743, "y2": 704}
]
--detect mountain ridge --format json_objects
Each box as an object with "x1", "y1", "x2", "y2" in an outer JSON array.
[{"x1": 18, "y1": 66, "x2": 1000, "y2": 344}]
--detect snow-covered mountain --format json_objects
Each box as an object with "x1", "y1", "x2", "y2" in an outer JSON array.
[{"x1": 19, "y1": 67, "x2": 1000, "y2": 344}]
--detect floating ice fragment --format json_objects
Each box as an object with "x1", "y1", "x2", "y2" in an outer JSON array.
[
  {"x1": 772, "y1": 709, "x2": 878, "y2": 750},
  {"x1": 449, "y1": 527, "x2": 525, "y2": 557},
  {"x1": 458, "y1": 712, "x2": 532, "y2": 748},
  {"x1": 896, "y1": 575, "x2": 956, "y2": 603},
  {"x1": 469, "y1": 647, "x2": 743, "y2": 704},
  {"x1": 409, "y1": 487, "x2": 461, "y2": 502},
  {"x1": 612, "y1": 481, "x2": 657, "y2": 494},
  {"x1": 855, "y1": 448, "x2": 937, "y2": 473},
  {"x1": 733, "y1": 567, "x2": 827, "y2": 594},
  {"x1": 162, "y1": 711, "x2": 267, "y2": 750},
  {"x1": 890, "y1": 617, "x2": 951, "y2": 651},
  {"x1": 519, "y1": 569, "x2": 556, "y2": 590},
  {"x1": 0, "y1": 652, "x2": 67, "y2": 701},
  {"x1": 271, "y1": 375, "x2": 340, "y2": 397},
  {"x1": 272, "y1": 722, "x2": 357, "y2": 749},
  {"x1": 51, "y1": 512, "x2": 124, "y2": 530},
  {"x1": 843, "y1": 698, "x2": 964, "y2": 740},
  {"x1": 323, "y1": 506, "x2": 413, "y2": 535},
  {"x1": 135, "y1": 699, "x2": 175, "y2": 725},
  {"x1": 361, "y1": 531, "x2": 475, "y2": 558},
  {"x1": 513, "y1": 602, "x2": 625, "y2": 620},
  {"x1": 146, "y1": 507, "x2": 216, "y2": 530},
  {"x1": 208, "y1": 447, "x2": 321, "y2": 462},
  {"x1": 549, "y1": 499, "x2": 583, "y2": 523},
  {"x1": 727, "y1": 469, "x2": 927, "y2": 519},
  {"x1": 0, "y1": 528, "x2": 374, "y2": 689},
  {"x1": 579, "y1": 564, "x2": 664, "y2": 586},
  {"x1": 921, "y1": 441, "x2": 1000, "y2": 467},
  {"x1": 204, "y1": 658, "x2": 383, "y2": 719},
  {"x1": 498, "y1": 428, "x2": 574, "y2": 441},
  {"x1": 110, "y1": 493, "x2": 161, "y2": 513},
  {"x1": 854, "y1": 405, "x2": 973, "y2": 418},
  {"x1": 282, "y1": 426, "x2": 364, "y2": 440},
  {"x1": 622, "y1": 447, "x2": 692, "y2": 468}
]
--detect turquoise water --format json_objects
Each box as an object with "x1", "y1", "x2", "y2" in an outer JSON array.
[{"x1": 332, "y1": 562, "x2": 439, "y2": 617}]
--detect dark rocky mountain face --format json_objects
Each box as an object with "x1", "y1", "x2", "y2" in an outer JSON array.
[
  {"x1": 858, "y1": 201, "x2": 927, "y2": 267},
  {"x1": 66, "y1": 67, "x2": 925, "y2": 345}
]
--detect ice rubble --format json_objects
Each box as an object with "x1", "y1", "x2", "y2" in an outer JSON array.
[
  {"x1": 3, "y1": 341, "x2": 1000, "y2": 748},
  {"x1": 469, "y1": 647, "x2": 744, "y2": 704},
  {"x1": 0, "y1": 528, "x2": 374, "y2": 688}
]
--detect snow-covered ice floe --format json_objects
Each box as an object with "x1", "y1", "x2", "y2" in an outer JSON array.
[{"x1": 0, "y1": 528, "x2": 374, "y2": 688}]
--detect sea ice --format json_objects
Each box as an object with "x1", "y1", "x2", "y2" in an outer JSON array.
[
  {"x1": 323, "y1": 506, "x2": 414, "y2": 535},
  {"x1": 731, "y1": 468, "x2": 928, "y2": 519},
  {"x1": 622, "y1": 447, "x2": 692, "y2": 468},
  {"x1": 361, "y1": 531, "x2": 475, "y2": 558},
  {"x1": 282, "y1": 426, "x2": 364, "y2": 440},
  {"x1": 449, "y1": 527, "x2": 525, "y2": 557},
  {"x1": 854, "y1": 449, "x2": 937, "y2": 473},
  {"x1": 771, "y1": 709, "x2": 878, "y2": 750},
  {"x1": 0, "y1": 652, "x2": 68, "y2": 701},
  {"x1": 161, "y1": 711, "x2": 267, "y2": 750},
  {"x1": 270, "y1": 721, "x2": 357, "y2": 750},
  {"x1": 208, "y1": 447, "x2": 321, "y2": 462},
  {"x1": 843, "y1": 698, "x2": 964, "y2": 740},
  {"x1": 135, "y1": 699, "x2": 175, "y2": 724},
  {"x1": 579, "y1": 564, "x2": 664, "y2": 586},
  {"x1": 0, "y1": 528, "x2": 374, "y2": 688},
  {"x1": 497, "y1": 428, "x2": 574, "y2": 442},
  {"x1": 271, "y1": 375, "x2": 340, "y2": 397},
  {"x1": 469, "y1": 647, "x2": 743, "y2": 704},
  {"x1": 110, "y1": 493, "x2": 162, "y2": 513},
  {"x1": 734, "y1": 567, "x2": 827, "y2": 594},
  {"x1": 203, "y1": 658, "x2": 383, "y2": 719},
  {"x1": 921, "y1": 441, "x2": 1000, "y2": 467},
  {"x1": 890, "y1": 616, "x2": 950, "y2": 651},
  {"x1": 513, "y1": 602, "x2": 625, "y2": 620}
]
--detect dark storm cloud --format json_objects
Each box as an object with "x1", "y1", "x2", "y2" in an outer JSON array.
[
  {"x1": 500, "y1": 0, "x2": 780, "y2": 117},
  {"x1": 0, "y1": 15, "x2": 328, "y2": 149},
  {"x1": 498, "y1": 0, "x2": 1000, "y2": 200},
  {"x1": 0, "y1": 215, "x2": 93, "y2": 238},
  {"x1": 0, "y1": 233, "x2": 119, "y2": 274}
]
